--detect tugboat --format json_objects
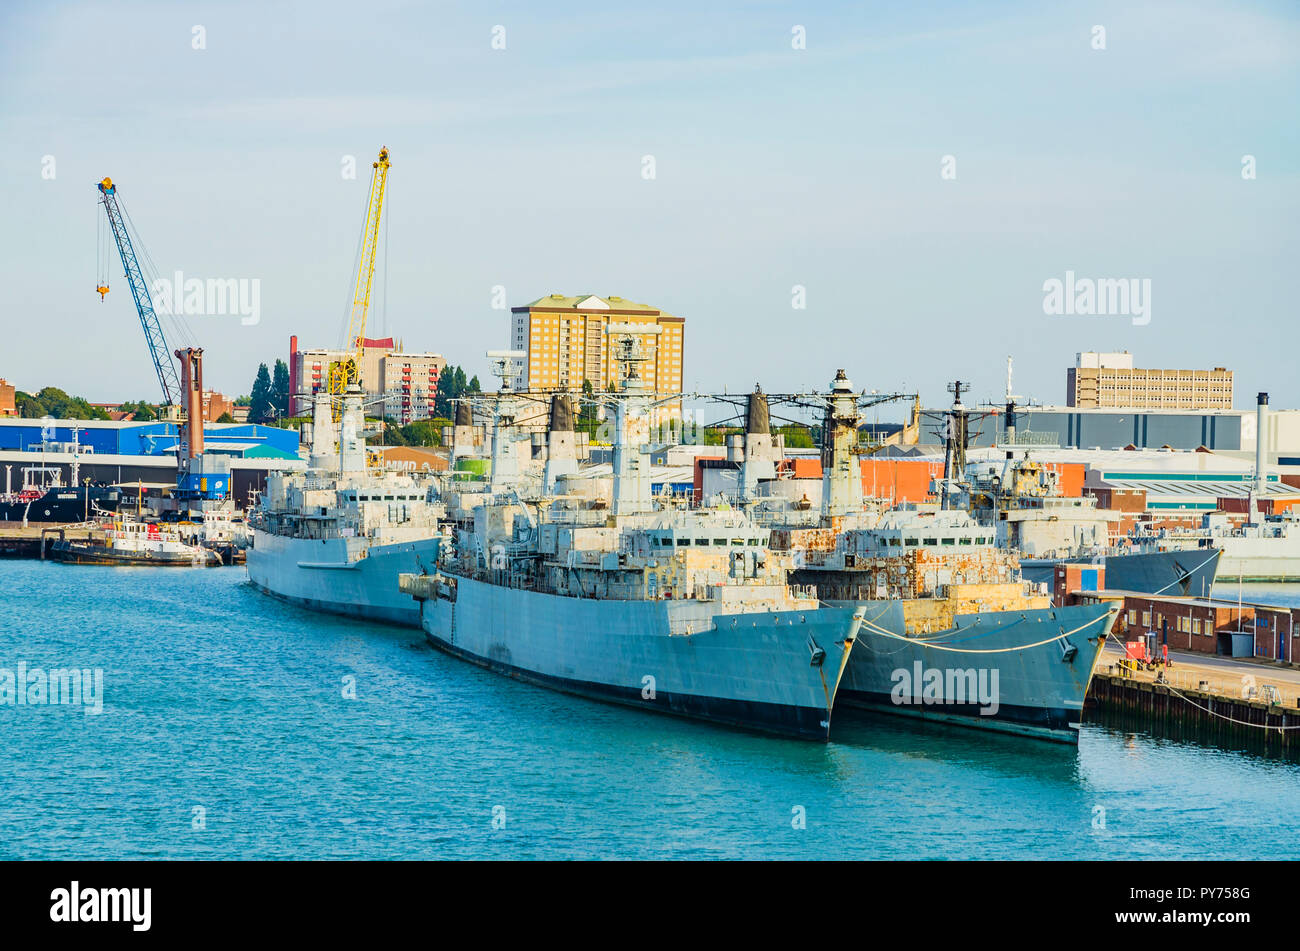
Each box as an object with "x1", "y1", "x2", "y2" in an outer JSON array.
[{"x1": 48, "y1": 516, "x2": 221, "y2": 567}]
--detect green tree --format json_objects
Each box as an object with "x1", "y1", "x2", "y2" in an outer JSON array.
[
  {"x1": 17, "y1": 394, "x2": 48, "y2": 418},
  {"x1": 215, "y1": 411, "x2": 234, "y2": 423},
  {"x1": 401, "y1": 420, "x2": 443, "y2": 447},
  {"x1": 776, "y1": 425, "x2": 814, "y2": 449},
  {"x1": 249, "y1": 363, "x2": 273, "y2": 423},
  {"x1": 271, "y1": 360, "x2": 291, "y2": 418}
]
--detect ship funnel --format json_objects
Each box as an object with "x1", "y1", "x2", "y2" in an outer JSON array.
[
  {"x1": 1251, "y1": 391, "x2": 1269, "y2": 525},
  {"x1": 451, "y1": 400, "x2": 478, "y2": 460},
  {"x1": 745, "y1": 388, "x2": 770, "y2": 435},
  {"x1": 740, "y1": 386, "x2": 776, "y2": 505},
  {"x1": 549, "y1": 393, "x2": 575, "y2": 433},
  {"x1": 544, "y1": 394, "x2": 578, "y2": 492}
]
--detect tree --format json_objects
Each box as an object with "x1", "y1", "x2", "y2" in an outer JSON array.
[
  {"x1": 216, "y1": 412, "x2": 234, "y2": 423},
  {"x1": 271, "y1": 360, "x2": 291, "y2": 419},
  {"x1": 249, "y1": 363, "x2": 273, "y2": 423}
]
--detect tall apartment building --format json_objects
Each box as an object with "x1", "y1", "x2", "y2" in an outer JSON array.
[
  {"x1": 288, "y1": 335, "x2": 445, "y2": 423},
  {"x1": 1067, "y1": 351, "x2": 1233, "y2": 410},
  {"x1": 380, "y1": 351, "x2": 447, "y2": 424},
  {"x1": 508, "y1": 294, "x2": 685, "y2": 416}
]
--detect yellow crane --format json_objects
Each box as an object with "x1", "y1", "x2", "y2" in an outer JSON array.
[{"x1": 328, "y1": 146, "x2": 392, "y2": 399}]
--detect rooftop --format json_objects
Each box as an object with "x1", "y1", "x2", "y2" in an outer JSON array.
[{"x1": 513, "y1": 294, "x2": 675, "y2": 317}]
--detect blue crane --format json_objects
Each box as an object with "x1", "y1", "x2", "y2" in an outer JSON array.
[{"x1": 96, "y1": 177, "x2": 181, "y2": 407}]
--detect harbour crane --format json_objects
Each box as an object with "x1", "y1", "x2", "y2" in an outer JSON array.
[
  {"x1": 96, "y1": 177, "x2": 181, "y2": 408},
  {"x1": 328, "y1": 146, "x2": 392, "y2": 400}
]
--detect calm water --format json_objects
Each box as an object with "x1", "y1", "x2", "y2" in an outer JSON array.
[{"x1": 2, "y1": 562, "x2": 1298, "y2": 860}]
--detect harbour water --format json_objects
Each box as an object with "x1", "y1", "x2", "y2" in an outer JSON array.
[{"x1": 3, "y1": 562, "x2": 1299, "y2": 860}]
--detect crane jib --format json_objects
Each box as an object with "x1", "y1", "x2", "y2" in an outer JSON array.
[
  {"x1": 97, "y1": 178, "x2": 181, "y2": 408},
  {"x1": 329, "y1": 146, "x2": 391, "y2": 401}
]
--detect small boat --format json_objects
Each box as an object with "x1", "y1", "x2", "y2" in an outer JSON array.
[{"x1": 48, "y1": 518, "x2": 221, "y2": 567}]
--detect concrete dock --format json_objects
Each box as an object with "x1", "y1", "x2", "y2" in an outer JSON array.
[
  {"x1": 0, "y1": 524, "x2": 99, "y2": 559},
  {"x1": 1089, "y1": 642, "x2": 1300, "y2": 755}
]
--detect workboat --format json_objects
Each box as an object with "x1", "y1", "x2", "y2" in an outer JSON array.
[
  {"x1": 246, "y1": 386, "x2": 444, "y2": 626},
  {"x1": 48, "y1": 517, "x2": 221, "y2": 567},
  {"x1": 0, "y1": 466, "x2": 124, "y2": 524}
]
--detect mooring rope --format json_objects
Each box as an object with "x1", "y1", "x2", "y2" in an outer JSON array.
[
  {"x1": 1102, "y1": 631, "x2": 1300, "y2": 731},
  {"x1": 1145, "y1": 550, "x2": 1222, "y2": 596},
  {"x1": 856, "y1": 612, "x2": 1109, "y2": 654}
]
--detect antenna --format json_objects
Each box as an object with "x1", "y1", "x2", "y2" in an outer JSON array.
[
  {"x1": 605, "y1": 323, "x2": 660, "y2": 392},
  {"x1": 486, "y1": 349, "x2": 527, "y2": 393}
]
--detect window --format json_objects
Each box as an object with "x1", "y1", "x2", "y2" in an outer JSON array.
[
  {"x1": 923, "y1": 538, "x2": 938, "y2": 546},
  {"x1": 676, "y1": 539, "x2": 688, "y2": 547},
  {"x1": 905, "y1": 538, "x2": 919, "y2": 546},
  {"x1": 941, "y1": 538, "x2": 956, "y2": 546},
  {"x1": 1142, "y1": 611, "x2": 1151, "y2": 626},
  {"x1": 959, "y1": 537, "x2": 972, "y2": 545},
  {"x1": 1127, "y1": 610, "x2": 1137, "y2": 625},
  {"x1": 694, "y1": 539, "x2": 707, "y2": 546},
  {"x1": 713, "y1": 538, "x2": 727, "y2": 546}
]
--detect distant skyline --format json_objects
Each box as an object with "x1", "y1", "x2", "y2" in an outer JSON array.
[{"x1": 1, "y1": 0, "x2": 1296, "y2": 416}]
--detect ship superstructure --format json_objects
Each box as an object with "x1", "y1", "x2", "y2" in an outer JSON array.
[
  {"x1": 246, "y1": 385, "x2": 445, "y2": 625},
  {"x1": 750, "y1": 370, "x2": 1120, "y2": 743},
  {"x1": 402, "y1": 335, "x2": 866, "y2": 740}
]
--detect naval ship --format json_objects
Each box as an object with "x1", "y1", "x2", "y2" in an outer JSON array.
[
  {"x1": 965, "y1": 456, "x2": 1222, "y2": 597},
  {"x1": 737, "y1": 375, "x2": 1118, "y2": 743},
  {"x1": 400, "y1": 339, "x2": 866, "y2": 741},
  {"x1": 246, "y1": 386, "x2": 444, "y2": 626},
  {"x1": 923, "y1": 380, "x2": 1222, "y2": 597},
  {"x1": 1117, "y1": 393, "x2": 1300, "y2": 583}
]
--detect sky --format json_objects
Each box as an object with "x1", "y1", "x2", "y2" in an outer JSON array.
[{"x1": 1, "y1": 0, "x2": 1296, "y2": 417}]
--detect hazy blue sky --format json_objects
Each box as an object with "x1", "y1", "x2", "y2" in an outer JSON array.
[{"x1": 1, "y1": 0, "x2": 1296, "y2": 414}]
